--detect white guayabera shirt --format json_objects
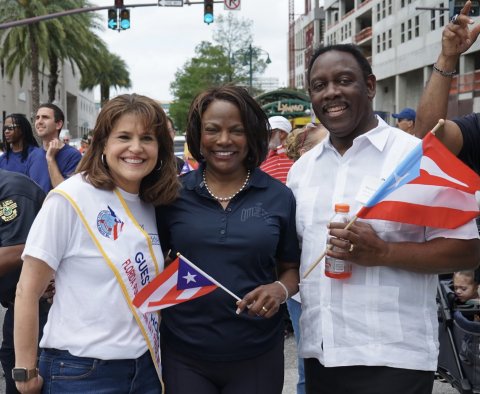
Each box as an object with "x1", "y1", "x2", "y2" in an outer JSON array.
[{"x1": 287, "y1": 117, "x2": 478, "y2": 371}]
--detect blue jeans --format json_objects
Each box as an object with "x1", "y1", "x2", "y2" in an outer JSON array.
[
  {"x1": 39, "y1": 348, "x2": 162, "y2": 393},
  {"x1": 287, "y1": 298, "x2": 305, "y2": 394}
]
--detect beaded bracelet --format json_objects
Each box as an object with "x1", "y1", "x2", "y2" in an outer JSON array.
[
  {"x1": 275, "y1": 280, "x2": 289, "y2": 304},
  {"x1": 433, "y1": 63, "x2": 456, "y2": 77}
]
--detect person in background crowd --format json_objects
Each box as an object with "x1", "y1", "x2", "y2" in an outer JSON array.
[
  {"x1": 453, "y1": 270, "x2": 480, "y2": 305},
  {"x1": 287, "y1": 43, "x2": 480, "y2": 394},
  {"x1": 260, "y1": 115, "x2": 294, "y2": 184},
  {"x1": 13, "y1": 94, "x2": 179, "y2": 394},
  {"x1": 285, "y1": 123, "x2": 329, "y2": 162},
  {"x1": 391, "y1": 107, "x2": 416, "y2": 135},
  {"x1": 25, "y1": 103, "x2": 82, "y2": 193},
  {"x1": 414, "y1": 1, "x2": 480, "y2": 175},
  {"x1": 157, "y1": 85, "x2": 300, "y2": 394},
  {"x1": 166, "y1": 116, "x2": 185, "y2": 174},
  {"x1": 284, "y1": 122, "x2": 328, "y2": 394},
  {"x1": 0, "y1": 114, "x2": 39, "y2": 174},
  {"x1": 0, "y1": 170, "x2": 46, "y2": 394},
  {"x1": 78, "y1": 135, "x2": 90, "y2": 155}
]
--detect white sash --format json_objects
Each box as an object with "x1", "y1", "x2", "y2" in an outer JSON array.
[{"x1": 52, "y1": 174, "x2": 163, "y2": 386}]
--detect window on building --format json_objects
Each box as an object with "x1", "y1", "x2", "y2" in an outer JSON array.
[
  {"x1": 382, "y1": 32, "x2": 386, "y2": 51},
  {"x1": 382, "y1": 0, "x2": 386, "y2": 18},
  {"x1": 440, "y1": 2, "x2": 447, "y2": 27},
  {"x1": 388, "y1": 0, "x2": 392, "y2": 15},
  {"x1": 408, "y1": 19, "x2": 412, "y2": 40},
  {"x1": 376, "y1": 3, "x2": 381, "y2": 21},
  {"x1": 431, "y1": 10, "x2": 436, "y2": 30},
  {"x1": 388, "y1": 29, "x2": 392, "y2": 48},
  {"x1": 377, "y1": 35, "x2": 381, "y2": 53},
  {"x1": 401, "y1": 22, "x2": 405, "y2": 43},
  {"x1": 415, "y1": 15, "x2": 420, "y2": 37},
  {"x1": 401, "y1": 0, "x2": 405, "y2": 7}
]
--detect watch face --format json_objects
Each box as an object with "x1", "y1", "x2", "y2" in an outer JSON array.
[
  {"x1": 12, "y1": 367, "x2": 37, "y2": 382},
  {"x1": 12, "y1": 368, "x2": 27, "y2": 382}
]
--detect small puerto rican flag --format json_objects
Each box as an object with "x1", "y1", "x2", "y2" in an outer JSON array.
[{"x1": 133, "y1": 255, "x2": 219, "y2": 312}]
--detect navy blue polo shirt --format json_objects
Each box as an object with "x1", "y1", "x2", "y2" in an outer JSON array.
[{"x1": 156, "y1": 166, "x2": 300, "y2": 362}]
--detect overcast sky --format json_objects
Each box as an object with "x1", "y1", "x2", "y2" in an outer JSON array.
[{"x1": 93, "y1": 0, "x2": 305, "y2": 101}]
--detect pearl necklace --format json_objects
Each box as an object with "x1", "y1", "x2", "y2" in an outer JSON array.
[{"x1": 203, "y1": 170, "x2": 251, "y2": 202}]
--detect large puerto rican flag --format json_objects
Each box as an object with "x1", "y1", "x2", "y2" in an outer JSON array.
[
  {"x1": 133, "y1": 255, "x2": 221, "y2": 313},
  {"x1": 356, "y1": 132, "x2": 480, "y2": 229}
]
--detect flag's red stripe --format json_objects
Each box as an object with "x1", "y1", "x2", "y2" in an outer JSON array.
[
  {"x1": 147, "y1": 285, "x2": 217, "y2": 308},
  {"x1": 423, "y1": 133, "x2": 480, "y2": 188},
  {"x1": 411, "y1": 171, "x2": 476, "y2": 193},
  {"x1": 132, "y1": 258, "x2": 179, "y2": 307},
  {"x1": 358, "y1": 201, "x2": 477, "y2": 229}
]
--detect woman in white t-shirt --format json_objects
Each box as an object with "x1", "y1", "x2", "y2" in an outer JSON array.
[{"x1": 13, "y1": 94, "x2": 179, "y2": 394}]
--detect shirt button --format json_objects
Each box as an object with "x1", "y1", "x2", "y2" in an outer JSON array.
[
  {"x1": 220, "y1": 229, "x2": 226, "y2": 235},
  {"x1": 226, "y1": 208, "x2": 232, "y2": 212}
]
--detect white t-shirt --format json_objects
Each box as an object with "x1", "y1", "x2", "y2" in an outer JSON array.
[
  {"x1": 287, "y1": 117, "x2": 479, "y2": 371},
  {"x1": 23, "y1": 186, "x2": 163, "y2": 360}
]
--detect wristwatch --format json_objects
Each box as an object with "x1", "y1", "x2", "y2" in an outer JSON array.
[{"x1": 11, "y1": 367, "x2": 38, "y2": 382}]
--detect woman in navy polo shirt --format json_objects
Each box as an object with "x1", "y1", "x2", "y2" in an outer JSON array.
[{"x1": 157, "y1": 85, "x2": 300, "y2": 394}]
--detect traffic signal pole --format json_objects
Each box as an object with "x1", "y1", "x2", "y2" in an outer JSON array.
[{"x1": 0, "y1": 1, "x2": 226, "y2": 30}]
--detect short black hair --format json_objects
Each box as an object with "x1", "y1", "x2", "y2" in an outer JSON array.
[
  {"x1": 307, "y1": 44, "x2": 373, "y2": 87},
  {"x1": 38, "y1": 103, "x2": 65, "y2": 127},
  {"x1": 186, "y1": 84, "x2": 269, "y2": 169}
]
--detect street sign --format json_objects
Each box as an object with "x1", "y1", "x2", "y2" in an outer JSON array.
[
  {"x1": 224, "y1": 0, "x2": 240, "y2": 11},
  {"x1": 158, "y1": 0, "x2": 183, "y2": 6}
]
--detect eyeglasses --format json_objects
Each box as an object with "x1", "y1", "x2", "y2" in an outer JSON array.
[{"x1": 3, "y1": 125, "x2": 18, "y2": 131}]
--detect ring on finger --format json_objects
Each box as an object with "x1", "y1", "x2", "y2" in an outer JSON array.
[
  {"x1": 262, "y1": 306, "x2": 268, "y2": 313},
  {"x1": 349, "y1": 243, "x2": 355, "y2": 253},
  {"x1": 450, "y1": 14, "x2": 460, "y2": 25}
]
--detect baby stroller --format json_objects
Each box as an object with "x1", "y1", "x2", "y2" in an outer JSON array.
[{"x1": 437, "y1": 277, "x2": 480, "y2": 393}]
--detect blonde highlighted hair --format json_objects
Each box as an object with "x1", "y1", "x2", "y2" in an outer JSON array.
[{"x1": 285, "y1": 123, "x2": 328, "y2": 161}]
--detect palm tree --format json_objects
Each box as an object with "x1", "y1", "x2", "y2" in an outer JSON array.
[
  {"x1": 0, "y1": 0, "x2": 107, "y2": 113},
  {"x1": 45, "y1": 0, "x2": 107, "y2": 103},
  {"x1": 0, "y1": 0, "x2": 53, "y2": 114},
  {"x1": 80, "y1": 51, "x2": 131, "y2": 107}
]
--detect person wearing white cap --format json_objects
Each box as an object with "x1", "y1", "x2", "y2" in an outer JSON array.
[{"x1": 260, "y1": 116, "x2": 294, "y2": 184}]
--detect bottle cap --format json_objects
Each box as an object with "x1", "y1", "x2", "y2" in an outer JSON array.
[{"x1": 334, "y1": 203, "x2": 350, "y2": 213}]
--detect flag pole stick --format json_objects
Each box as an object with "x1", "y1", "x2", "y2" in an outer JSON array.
[
  {"x1": 303, "y1": 215, "x2": 358, "y2": 279},
  {"x1": 177, "y1": 253, "x2": 241, "y2": 301},
  {"x1": 430, "y1": 119, "x2": 445, "y2": 135}
]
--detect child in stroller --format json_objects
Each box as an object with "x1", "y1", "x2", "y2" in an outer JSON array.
[{"x1": 437, "y1": 273, "x2": 480, "y2": 393}]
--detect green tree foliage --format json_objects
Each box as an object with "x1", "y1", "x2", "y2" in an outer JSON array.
[
  {"x1": 46, "y1": 0, "x2": 108, "y2": 104},
  {"x1": 169, "y1": 42, "x2": 231, "y2": 132},
  {"x1": 0, "y1": 1, "x2": 128, "y2": 113},
  {"x1": 169, "y1": 14, "x2": 270, "y2": 131},
  {"x1": 80, "y1": 51, "x2": 131, "y2": 107}
]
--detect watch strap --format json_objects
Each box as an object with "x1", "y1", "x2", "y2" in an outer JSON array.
[{"x1": 12, "y1": 367, "x2": 38, "y2": 382}]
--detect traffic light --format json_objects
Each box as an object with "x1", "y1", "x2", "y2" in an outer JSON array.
[
  {"x1": 449, "y1": 0, "x2": 480, "y2": 17},
  {"x1": 119, "y1": 8, "x2": 130, "y2": 30},
  {"x1": 204, "y1": 0, "x2": 214, "y2": 25},
  {"x1": 107, "y1": 8, "x2": 118, "y2": 30}
]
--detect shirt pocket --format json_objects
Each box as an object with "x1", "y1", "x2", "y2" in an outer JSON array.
[
  {"x1": 340, "y1": 283, "x2": 403, "y2": 346},
  {"x1": 295, "y1": 187, "x2": 320, "y2": 232}
]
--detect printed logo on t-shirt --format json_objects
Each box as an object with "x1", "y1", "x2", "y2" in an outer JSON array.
[
  {"x1": 96, "y1": 205, "x2": 125, "y2": 240},
  {"x1": 0, "y1": 199, "x2": 18, "y2": 222},
  {"x1": 240, "y1": 203, "x2": 273, "y2": 224}
]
